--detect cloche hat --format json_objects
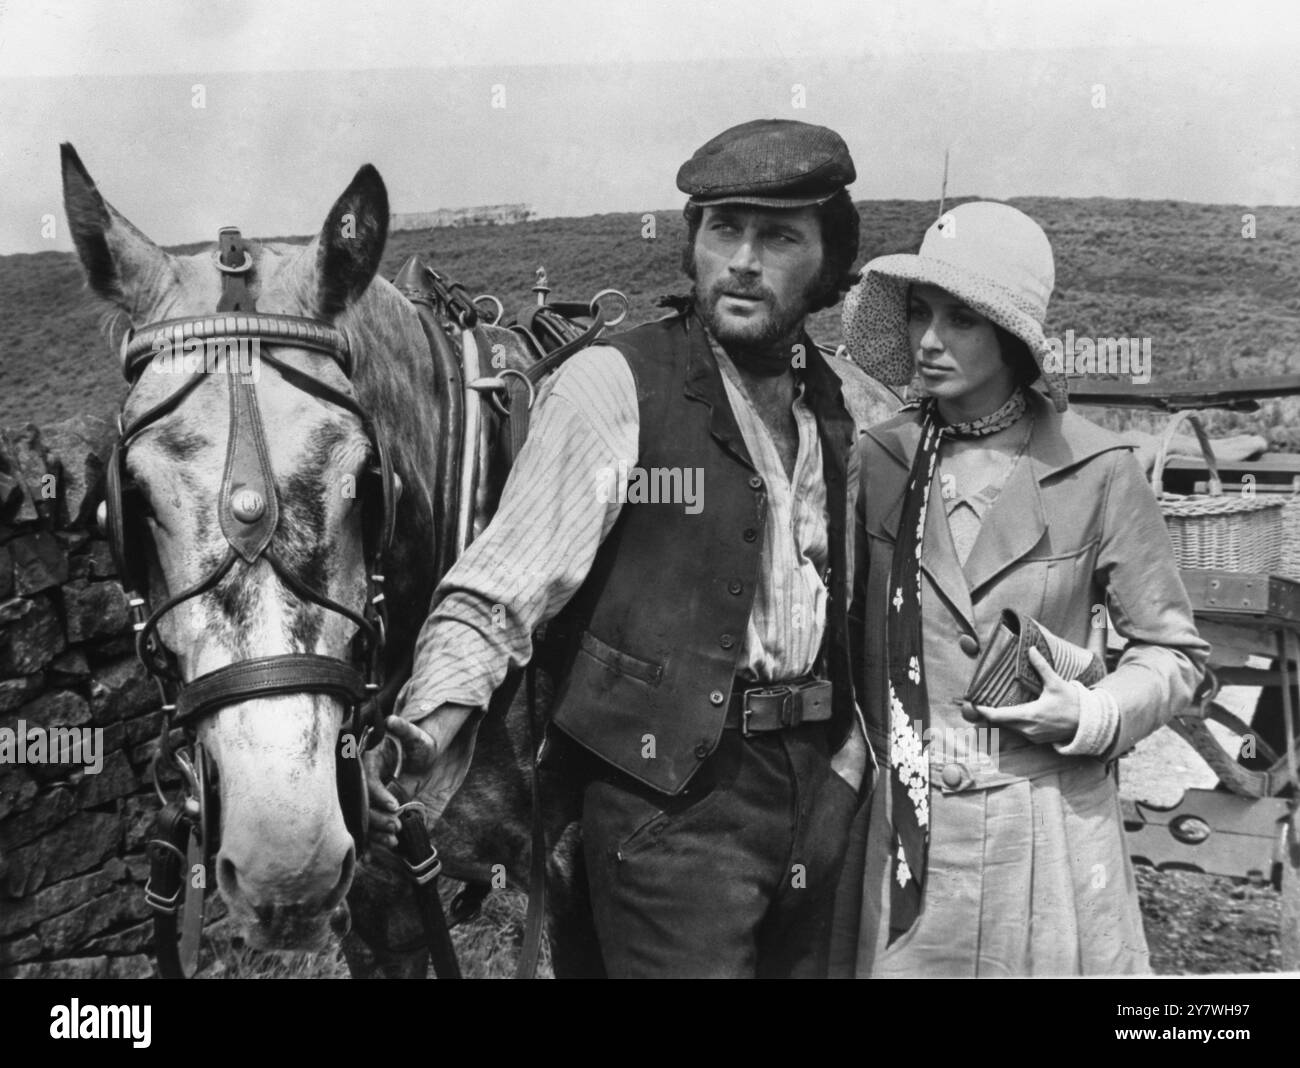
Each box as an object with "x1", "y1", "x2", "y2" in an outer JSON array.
[{"x1": 841, "y1": 201, "x2": 1068, "y2": 411}]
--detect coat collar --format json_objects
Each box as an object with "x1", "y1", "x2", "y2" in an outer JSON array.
[
  {"x1": 868, "y1": 388, "x2": 1133, "y2": 629},
  {"x1": 866, "y1": 387, "x2": 1130, "y2": 483}
]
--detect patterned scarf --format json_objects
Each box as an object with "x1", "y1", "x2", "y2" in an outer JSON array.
[{"x1": 884, "y1": 388, "x2": 1027, "y2": 943}]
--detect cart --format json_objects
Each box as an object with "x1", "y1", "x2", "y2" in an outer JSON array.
[{"x1": 1070, "y1": 377, "x2": 1300, "y2": 969}]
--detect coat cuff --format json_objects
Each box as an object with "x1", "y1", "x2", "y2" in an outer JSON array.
[{"x1": 1053, "y1": 680, "x2": 1120, "y2": 757}]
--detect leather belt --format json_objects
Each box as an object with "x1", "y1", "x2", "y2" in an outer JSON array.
[{"x1": 724, "y1": 678, "x2": 833, "y2": 736}]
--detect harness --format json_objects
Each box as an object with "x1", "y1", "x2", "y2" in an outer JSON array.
[
  {"x1": 393, "y1": 256, "x2": 623, "y2": 979},
  {"x1": 112, "y1": 229, "x2": 618, "y2": 979},
  {"x1": 106, "y1": 228, "x2": 396, "y2": 977}
]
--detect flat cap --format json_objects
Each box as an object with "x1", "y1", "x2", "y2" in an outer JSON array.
[{"x1": 677, "y1": 119, "x2": 856, "y2": 208}]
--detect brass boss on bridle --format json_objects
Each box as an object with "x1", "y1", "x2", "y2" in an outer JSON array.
[{"x1": 99, "y1": 228, "x2": 397, "y2": 873}]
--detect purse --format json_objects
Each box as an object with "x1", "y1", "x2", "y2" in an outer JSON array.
[{"x1": 963, "y1": 609, "x2": 1106, "y2": 708}]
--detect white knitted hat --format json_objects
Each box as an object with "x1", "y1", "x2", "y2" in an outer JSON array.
[{"x1": 842, "y1": 201, "x2": 1068, "y2": 411}]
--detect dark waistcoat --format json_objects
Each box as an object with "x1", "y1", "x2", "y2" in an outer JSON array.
[{"x1": 547, "y1": 309, "x2": 857, "y2": 794}]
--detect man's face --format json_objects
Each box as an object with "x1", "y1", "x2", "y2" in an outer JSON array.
[{"x1": 692, "y1": 205, "x2": 825, "y2": 354}]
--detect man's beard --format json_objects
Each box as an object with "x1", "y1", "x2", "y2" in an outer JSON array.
[{"x1": 695, "y1": 276, "x2": 817, "y2": 377}]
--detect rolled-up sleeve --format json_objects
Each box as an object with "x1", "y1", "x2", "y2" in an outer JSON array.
[
  {"x1": 395, "y1": 345, "x2": 639, "y2": 720},
  {"x1": 1093, "y1": 448, "x2": 1211, "y2": 756}
]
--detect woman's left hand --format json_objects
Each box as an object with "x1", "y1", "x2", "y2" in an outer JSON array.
[{"x1": 960, "y1": 647, "x2": 1081, "y2": 745}]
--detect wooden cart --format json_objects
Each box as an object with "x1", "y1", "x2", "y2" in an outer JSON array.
[
  {"x1": 1120, "y1": 570, "x2": 1300, "y2": 968},
  {"x1": 1071, "y1": 376, "x2": 1300, "y2": 968}
]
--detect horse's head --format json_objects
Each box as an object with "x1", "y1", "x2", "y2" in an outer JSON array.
[{"x1": 61, "y1": 144, "x2": 398, "y2": 950}]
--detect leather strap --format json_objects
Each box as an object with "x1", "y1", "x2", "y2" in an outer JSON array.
[
  {"x1": 219, "y1": 353, "x2": 280, "y2": 562},
  {"x1": 724, "y1": 678, "x2": 833, "y2": 733},
  {"x1": 217, "y1": 227, "x2": 254, "y2": 312},
  {"x1": 122, "y1": 314, "x2": 350, "y2": 382},
  {"x1": 146, "y1": 799, "x2": 206, "y2": 979},
  {"x1": 497, "y1": 312, "x2": 607, "y2": 470},
  {"x1": 174, "y1": 654, "x2": 367, "y2": 724},
  {"x1": 513, "y1": 663, "x2": 547, "y2": 980},
  {"x1": 390, "y1": 781, "x2": 462, "y2": 980}
]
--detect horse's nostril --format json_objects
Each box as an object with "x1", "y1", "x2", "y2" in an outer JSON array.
[
  {"x1": 217, "y1": 856, "x2": 239, "y2": 896},
  {"x1": 324, "y1": 844, "x2": 357, "y2": 911}
]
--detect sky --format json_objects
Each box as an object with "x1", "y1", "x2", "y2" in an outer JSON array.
[{"x1": 1, "y1": 0, "x2": 1298, "y2": 253}]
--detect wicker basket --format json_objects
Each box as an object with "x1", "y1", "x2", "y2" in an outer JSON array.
[
  {"x1": 1152, "y1": 411, "x2": 1284, "y2": 573},
  {"x1": 1281, "y1": 494, "x2": 1300, "y2": 581}
]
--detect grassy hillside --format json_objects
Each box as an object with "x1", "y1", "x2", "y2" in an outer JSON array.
[{"x1": 3, "y1": 196, "x2": 1299, "y2": 443}]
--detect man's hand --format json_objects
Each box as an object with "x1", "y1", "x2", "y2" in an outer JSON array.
[
  {"x1": 365, "y1": 703, "x2": 476, "y2": 850},
  {"x1": 959, "y1": 646, "x2": 1081, "y2": 745}
]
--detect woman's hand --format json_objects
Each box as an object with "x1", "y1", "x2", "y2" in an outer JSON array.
[{"x1": 960, "y1": 647, "x2": 1082, "y2": 745}]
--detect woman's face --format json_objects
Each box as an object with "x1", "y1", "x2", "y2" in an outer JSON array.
[{"x1": 906, "y1": 283, "x2": 1017, "y2": 415}]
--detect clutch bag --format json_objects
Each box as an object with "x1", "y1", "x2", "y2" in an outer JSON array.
[{"x1": 964, "y1": 609, "x2": 1106, "y2": 708}]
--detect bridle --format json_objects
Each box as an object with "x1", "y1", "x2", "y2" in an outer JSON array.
[{"x1": 102, "y1": 229, "x2": 398, "y2": 969}]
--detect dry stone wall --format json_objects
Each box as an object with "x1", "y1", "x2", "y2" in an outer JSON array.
[{"x1": 0, "y1": 414, "x2": 215, "y2": 978}]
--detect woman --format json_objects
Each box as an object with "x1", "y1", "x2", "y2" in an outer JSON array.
[{"x1": 830, "y1": 202, "x2": 1210, "y2": 977}]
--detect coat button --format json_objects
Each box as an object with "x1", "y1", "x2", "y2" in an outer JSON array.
[
  {"x1": 742, "y1": 528, "x2": 757, "y2": 542},
  {"x1": 958, "y1": 634, "x2": 980, "y2": 657},
  {"x1": 727, "y1": 580, "x2": 743, "y2": 595},
  {"x1": 694, "y1": 741, "x2": 710, "y2": 759},
  {"x1": 941, "y1": 763, "x2": 964, "y2": 789},
  {"x1": 709, "y1": 690, "x2": 726, "y2": 706},
  {"x1": 719, "y1": 633, "x2": 735, "y2": 649},
  {"x1": 748, "y1": 476, "x2": 763, "y2": 491}
]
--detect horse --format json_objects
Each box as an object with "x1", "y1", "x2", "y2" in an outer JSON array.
[
  {"x1": 60, "y1": 145, "x2": 900, "y2": 978},
  {"x1": 59, "y1": 144, "x2": 604, "y2": 975}
]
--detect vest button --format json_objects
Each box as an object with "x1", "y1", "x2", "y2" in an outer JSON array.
[
  {"x1": 958, "y1": 634, "x2": 980, "y2": 657},
  {"x1": 748, "y1": 476, "x2": 763, "y2": 491},
  {"x1": 694, "y1": 741, "x2": 711, "y2": 759},
  {"x1": 709, "y1": 689, "x2": 726, "y2": 706},
  {"x1": 728, "y1": 580, "x2": 743, "y2": 595},
  {"x1": 719, "y1": 633, "x2": 735, "y2": 649},
  {"x1": 742, "y1": 528, "x2": 757, "y2": 542},
  {"x1": 941, "y1": 763, "x2": 965, "y2": 790}
]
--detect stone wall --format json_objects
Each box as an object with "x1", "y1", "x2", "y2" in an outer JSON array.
[{"x1": 0, "y1": 415, "x2": 194, "y2": 978}]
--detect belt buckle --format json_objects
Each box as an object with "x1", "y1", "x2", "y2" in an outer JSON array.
[{"x1": 741, "y1": 685, "x2": 794, "y2": 736}]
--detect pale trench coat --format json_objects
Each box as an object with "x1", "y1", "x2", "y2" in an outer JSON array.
[{"x1": 829, "y1": 389, "x2": 1210, "y2": 977}]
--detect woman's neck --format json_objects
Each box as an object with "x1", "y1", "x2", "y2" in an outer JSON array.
[{"x1": 936, "y1": 381, "x2": 1019, "y2": 426}]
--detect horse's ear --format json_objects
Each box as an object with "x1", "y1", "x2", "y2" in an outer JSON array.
[
  {"x1": 314, "y1": 164, "x2": 389, "y2": 320},
  {"x1": 60, "y1": 142, "x2": 167, "y2": 310}
]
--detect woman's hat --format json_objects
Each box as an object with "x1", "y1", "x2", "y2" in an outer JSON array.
[{"x1": 841, "y1": 201, "x2": 1068, "y2": 411}]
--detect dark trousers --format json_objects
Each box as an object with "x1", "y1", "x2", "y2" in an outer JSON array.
[{"x1": 578, "y1": 722, "x2": 860, "y2": 978}]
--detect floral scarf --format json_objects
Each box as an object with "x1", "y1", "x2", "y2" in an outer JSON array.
[{"x1": 885, "y1": 388, "x2": 1027, "y2": 943}]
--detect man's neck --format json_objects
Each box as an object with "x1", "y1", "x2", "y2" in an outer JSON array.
[
  {"x1": 706, "y1": 327, "x2": 803, "y2": 412},
  {"x1": 703, "y1": 321, "x2": 806, "y2": 385}
]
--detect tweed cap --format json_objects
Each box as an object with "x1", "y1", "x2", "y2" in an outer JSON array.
[
  {"x1": 677, "y1": 119, "x2": 855, "y2": 208},
  {"x1": 841, "y1": 201, "x2": 1069, "y2": 411}
]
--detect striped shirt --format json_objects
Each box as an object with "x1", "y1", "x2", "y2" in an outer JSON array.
[{"x1": 395, "y1": 335, "x2": 830, "y2": 720}]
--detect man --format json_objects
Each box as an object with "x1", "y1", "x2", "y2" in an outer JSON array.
[{"x1": 372, "y1": 119, "x2": 873, "y2": 978}]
